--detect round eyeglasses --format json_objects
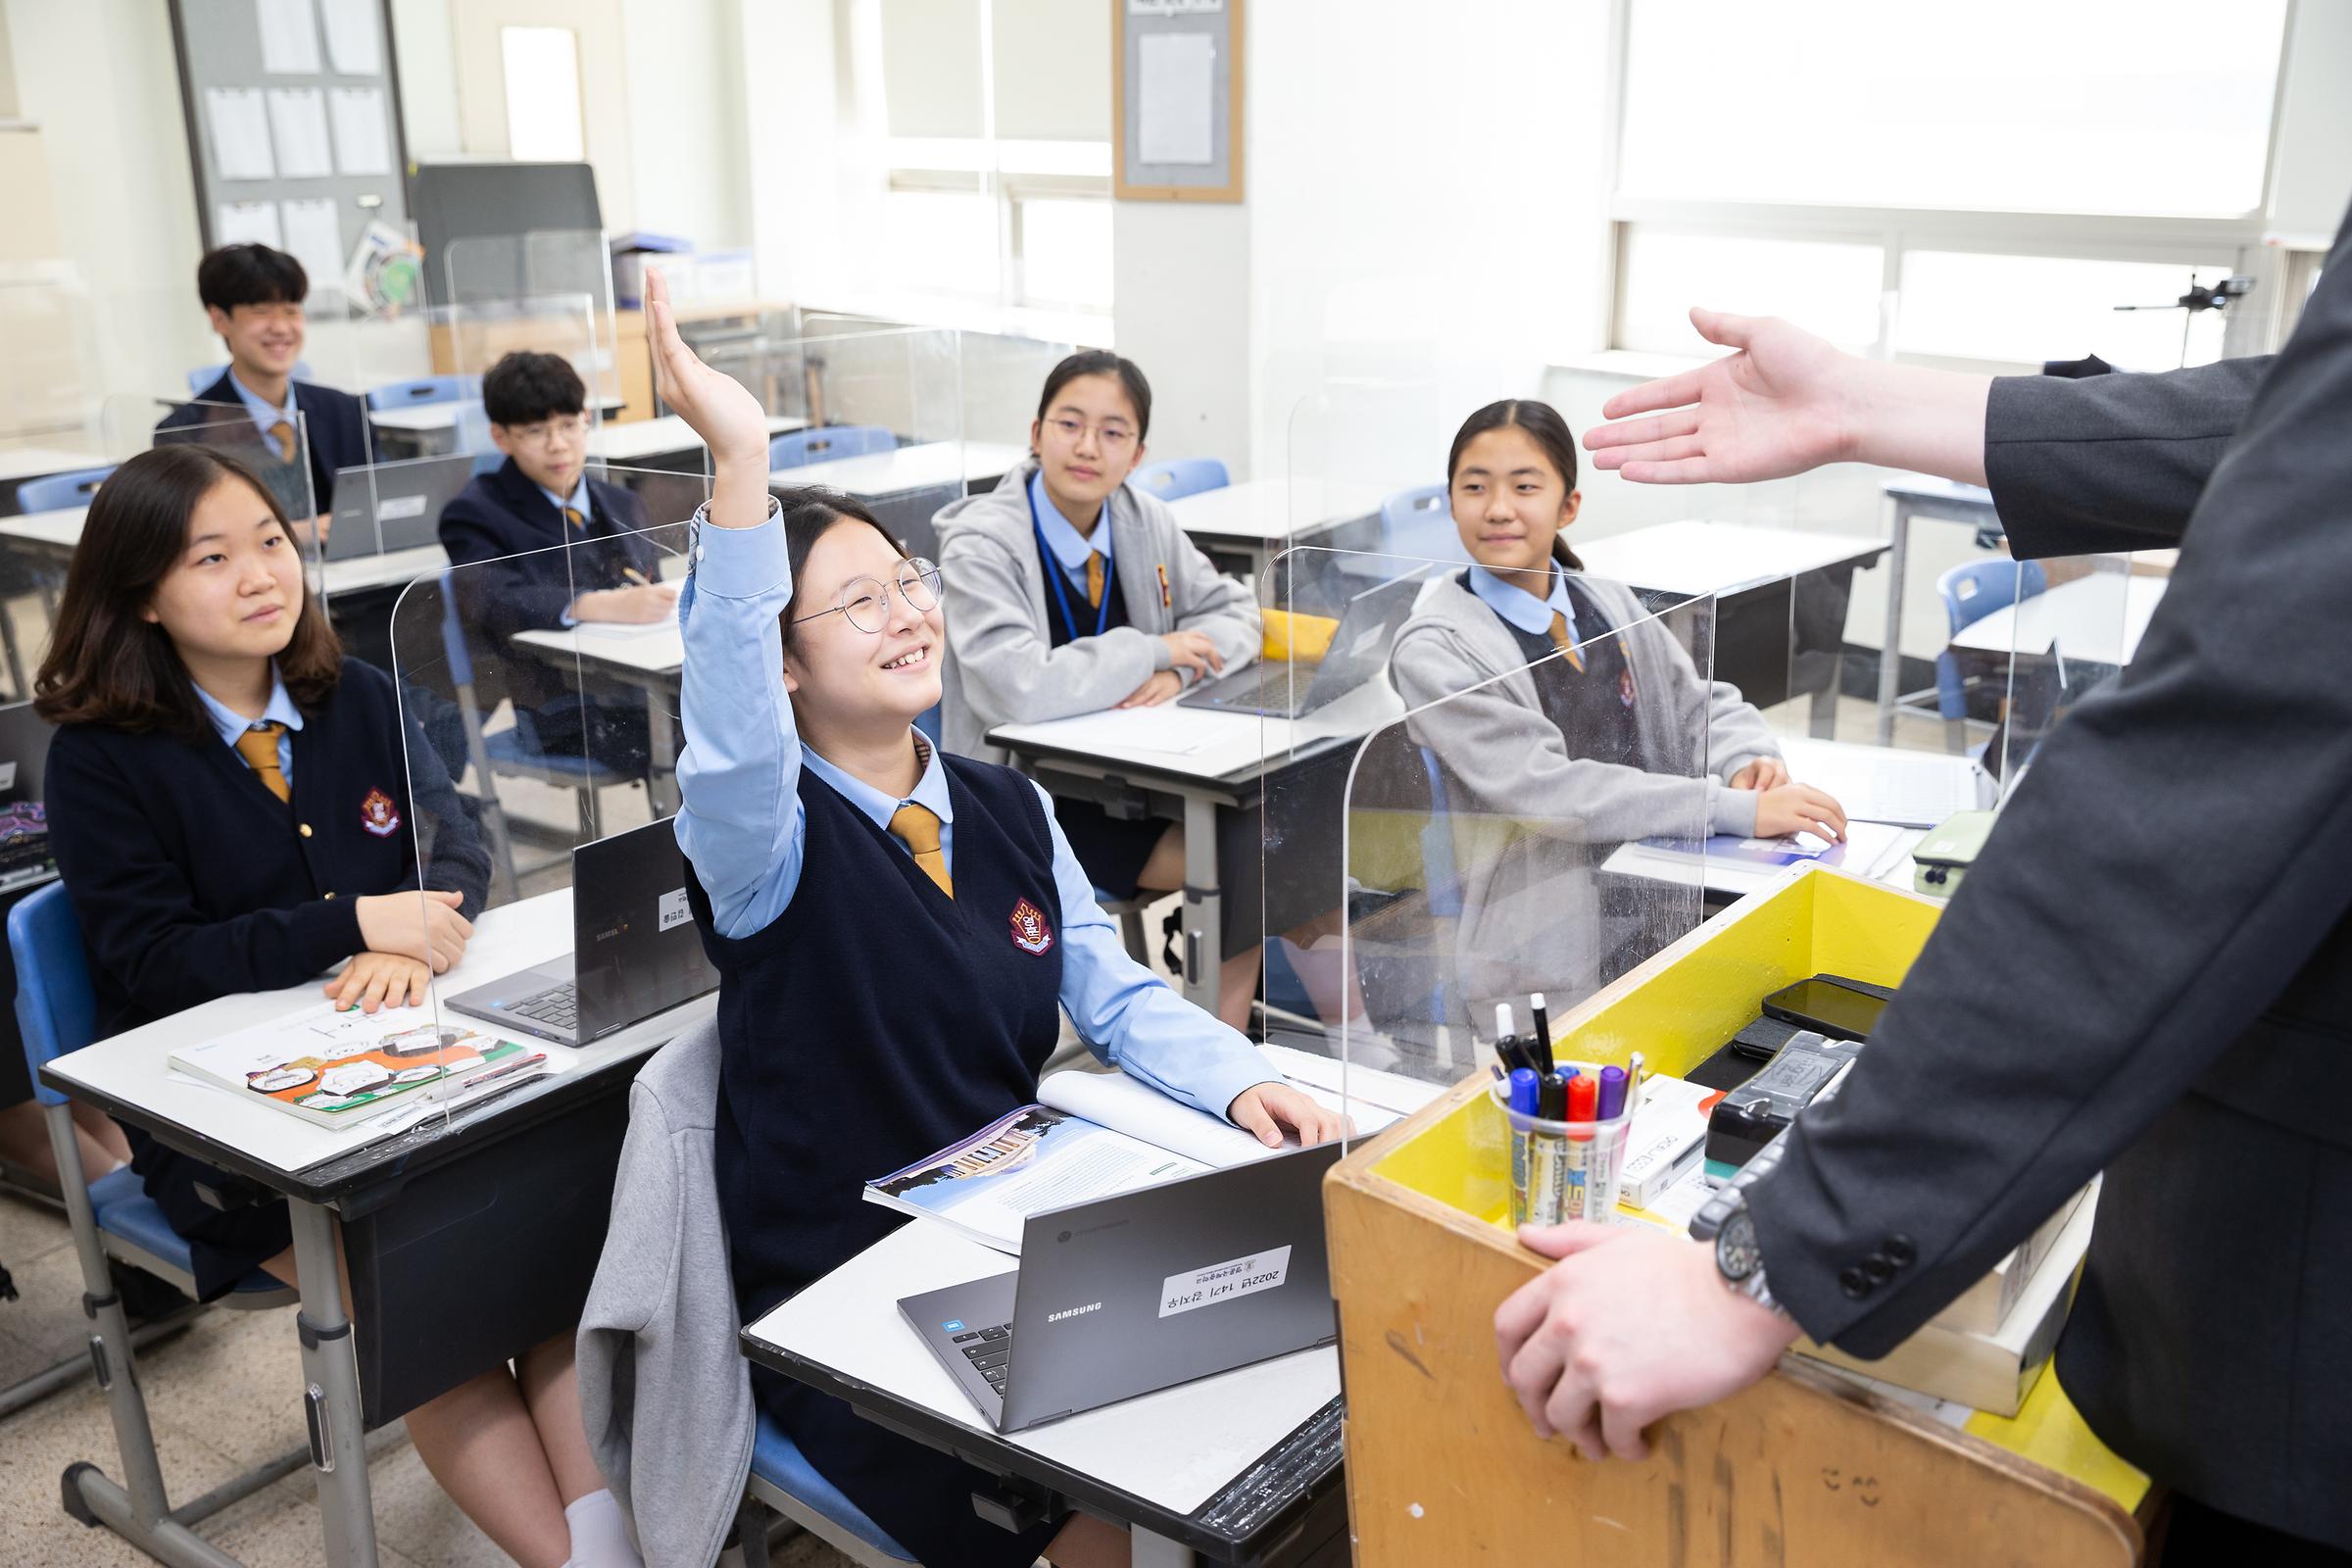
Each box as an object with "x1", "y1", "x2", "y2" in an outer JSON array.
[{"x1": 789, "y1": 558, "x2": 943, "y2": 634}]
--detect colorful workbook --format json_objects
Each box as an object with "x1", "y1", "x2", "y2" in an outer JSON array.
[{"x1": 169, "y1": 999, "x2": 559, "y2": 1129}]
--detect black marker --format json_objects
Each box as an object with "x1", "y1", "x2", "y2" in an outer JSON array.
[{"x1": 1529, "y1": 992, "x2": 1554, "y2": 1077}]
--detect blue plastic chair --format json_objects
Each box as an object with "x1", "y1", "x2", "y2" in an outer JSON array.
[
  {"x1": 770, "y1": 425, "x2": 896, "y2": 469},
  {"x1": 1379, "y1": 483, "x2": 1464, "y2": 564},
  {"x1": 366, "y1": 373, "x2": 478, "y2": 412},
  {"x1": 15, "y1": 465, "x2": 115, "y2": 514},
  {"x1": 1131, "y1": 457, "x2": 1230, "y2": 503},
  {"x1": 736, "y1": 1414, "x2": 916, "y2": 1565},
  {"x1": 185, "y1": 362, "x2": 312, "y2": 396},
  {"x1": 451, "y1": 401, "x2": 506, "y2": 476},
  {"x1": 12, "y1": 887, "x2": 321, "y2": 1552},
  {"x1": 1934, "y1": 559, "x2": 2048, "y2": 750}
]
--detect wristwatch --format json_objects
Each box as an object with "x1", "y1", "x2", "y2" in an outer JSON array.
[{"x1": 1690, "y1": 1138, "x2": 1788, "y2": 1317}]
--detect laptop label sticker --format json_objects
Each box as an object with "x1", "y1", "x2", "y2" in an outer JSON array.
[
  {"x1": 658, "y1": 887, "x2": 692, "y2": 933},
  {"x1": 1159, "y1": 1245, "x2": 1293, "y2": 1319},
  {"x1": 376, "y1": 494, "x2": 429, "y2": 521}
]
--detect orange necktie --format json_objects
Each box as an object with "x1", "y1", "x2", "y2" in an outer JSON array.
[
  {"x1": 267, "y1": 419, "x2": 297, "y2": 465},
  {"x1": 232, "y1": 721, "x2": 291, "y2": 804},
  {"x1": 1084, "y1": 551, "x2": 1105, "y2": 610},
  {"x1": 889, "y1": 803, "x2": 953, "y2": 898},
  {"x1": 564, "y1": 506, "x2": 586, "y2": 531},
  {"x1": 1546, "y1": 612, "x2": 1587, "y2": 673}
]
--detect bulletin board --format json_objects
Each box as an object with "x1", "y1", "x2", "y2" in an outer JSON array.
[
  {"x1": 167, "y1": 0, "x2": 413, "y2": 316},
  {"x1": 1113, "y1": 0, "x2": 1246, "y2": 203}
]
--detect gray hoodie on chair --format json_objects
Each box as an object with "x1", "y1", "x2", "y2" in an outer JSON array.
[
  {"x1": 1387, "y1": 568, "x2": 1780, "y2": 1008},
  {"x1": 933, "y1": 456, "x2": 1260, "y2": 764},
  {"x1": 577, "y1": 1018, "x2": 753, "y2": 1568}
]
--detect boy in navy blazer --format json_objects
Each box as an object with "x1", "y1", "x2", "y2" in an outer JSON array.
[
  {"x1": 439, "y1": 352, "x2": 670, "y2": 768},
  {"x1": 156, "y1": 245, "x2": 370, "y2": 538}
]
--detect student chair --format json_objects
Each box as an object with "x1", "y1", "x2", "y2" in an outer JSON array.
[
  {"x1": 1131, "y1": 457, "x2": 1231, "y2": 503},
  {"x1": 732, "y1": 1415, "x2": 917, "y2": 1566},
  {"x1": 452, "y1": 400, "x2": 506, "y2": 476},
  {"x1": 366, "y1": 373, "x2": 479, "y2": 411},
  {"x1": 1934, "y1": 558, "x2": 2048, "y2": 754},
  {"x1": 436, "y1": 571, "x2": 646, "y2": 901},
  {"x1": 15, "y1": 464, "x2": 115, "y2": 514},
  {"x1": 769, "y1": 424, "x2": 896, "y2": 470},
  {"x1": 8, "y1": 883, "x2": 307, "y2": 1557},
  {"x1": 1379, "y1": 484, "x2": 1465, "y2": 565},
  {"x1": 185, "y1": 361, "x2": 313, "y2": 396}
]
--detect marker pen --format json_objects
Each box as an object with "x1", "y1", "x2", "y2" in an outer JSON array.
[
  {"x1": 1507, "y1": 1067, "x2": 1541, "y2": 1225},
  {"x1": 1528, "y1": 992, "x2": 1554, "y2": 1076},
  {"x1": 1531, "y1": 1072, "x2": 1568, "y2": 1225},
  {"x1": 1596, "y1": 1064, "x2": 1629, "y2": 1122},
  {"x1": 1563, "y1": 1073, "x2": 1598, "y2": 1220}
]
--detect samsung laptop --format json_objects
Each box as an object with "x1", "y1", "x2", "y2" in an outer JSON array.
[
  {"x1": 898, "y1": 1142, "x2": 1344, "y2": 1433},
  {"x1": 1180, "y1": 569, "x2": 1427, "y2": 719},
  {"x1": 324, "y1": 455, "x2": 474, "y2": 561},
  {"x1": 446, "y1": 817, "x2": 717, "y2": 1047}
]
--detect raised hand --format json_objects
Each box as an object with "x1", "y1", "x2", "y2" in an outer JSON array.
[{"x1": 645, "y1": 267, "x2": 772, "y2": 516}]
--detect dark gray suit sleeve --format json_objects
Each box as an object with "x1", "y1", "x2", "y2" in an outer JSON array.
[
  {"x1": 1748, "y1": 210, "x2": 2352, "y2": 1356},
  {"x1": 1984, "y1": 356, "x2": 2270, "y2": 559}
]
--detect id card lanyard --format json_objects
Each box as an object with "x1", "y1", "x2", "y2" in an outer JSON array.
[{"x1": 1027, "y1": 478, "x2": 1112, "y2": 642}]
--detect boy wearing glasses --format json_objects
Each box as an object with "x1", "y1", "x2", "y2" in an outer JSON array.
[
  {"x1": 439, "y1": 351, "x2": 667, "y2": 766},
  {"x1": 933, "y1": 352, "x2": 1261, "y2": 1020}
]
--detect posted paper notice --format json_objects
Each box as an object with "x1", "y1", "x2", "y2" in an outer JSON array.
[{"x1": 1138, "y1": 33, "x2": 1215, "y2": 166}]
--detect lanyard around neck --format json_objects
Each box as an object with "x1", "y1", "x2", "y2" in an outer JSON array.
[{"x1": 1027, "y1": 479, "x2": 1110, "y2": 642}]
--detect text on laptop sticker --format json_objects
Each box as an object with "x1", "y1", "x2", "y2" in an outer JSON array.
[{"x1": 1158, "y1": 1246, "x2": 1293, "y2": 1319}]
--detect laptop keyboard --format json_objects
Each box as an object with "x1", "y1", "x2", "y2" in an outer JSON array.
[
  {"x1": 953, "y1": 1321, "x2": 1013, "y2": 1396},
  {"x1": 507, "y1": 981, "x2": 578, "y2": 1030},
  {"x1": 1199, "y1": 665, "x2": 1303, "y2": 711}
]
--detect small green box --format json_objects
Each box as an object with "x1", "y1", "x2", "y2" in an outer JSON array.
[{"x1": 1914, "y1": 808, "x2": 2001, "y2": 899}]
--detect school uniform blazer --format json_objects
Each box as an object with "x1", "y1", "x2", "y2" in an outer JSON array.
[
  {"x1": 1747, "y1": 205, "x2": 2352, "y2": 1544},
  {"x1": 932, "y1": 456, "x2": 1260, "y2": 762},
  {"x1": 1386, "y1": 569, "x2": 1778, "y2": 1008},
  {"x1": 439, "y1": 458, "x2": 660, "y2": 711},
  {"x1": 157, "y1": 370, "x2": 370, "y2": 514},
  {"x1": 45, "y1": 659, "x2": 491, "y2": 1042}
]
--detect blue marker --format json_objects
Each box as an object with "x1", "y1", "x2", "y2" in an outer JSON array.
[
  {"x1": 1507, "y1": 1067, "x2": 1541, "y2": 1116},
  {"x1": 1507, "y1": 1067, "x2": 1541, "y2": 1226}
]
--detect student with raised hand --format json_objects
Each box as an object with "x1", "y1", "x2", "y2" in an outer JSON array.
[
  {"x1": 439, "y1": 350, "x2": 667, "y2": 768},
  {"x1": 934, "y1": 352, "x2": 1265, "y2": 1026},
  {"x1": 36, "y1": 446, "x2": 638, "y2": 1568},
  {"x1": 1389, "y1": 399, "x2": 1846, "y2": 1004},
  {"x1": 158, "y1": 244, "x2": 369, "y2": 543},
  {"x1": 647, "y1": 270, "x2": 1344, "y2": 1568}
]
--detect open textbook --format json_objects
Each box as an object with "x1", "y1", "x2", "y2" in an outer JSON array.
[
  {"x1": 169, "y1": 998, "x2": 568, "y2": 1129},
  {"x1": 864, "y1": 1048, "x2": 1437, "y2": 1254}
]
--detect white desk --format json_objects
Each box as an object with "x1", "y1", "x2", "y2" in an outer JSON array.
[
  {"x1": 1777, "y1": 736, "x2": 1995, "y2": 828},
  {"x1": 773, "y1": 439, "x2": 1025, "y2": 498},
  {"x1": 742, "y1": 1222, "x2": 1344, "y2": 1563},
  {"x1": 587, "y1": 412, "x2": 807, "y2": 465},
  {"x1": 1165, "y1": 479, "x2": 1389, "y2": 579},
  {"x1": 368, "y1": 394, "x2": 628, "y2": 434},
  {"x1": 43, "y1": 889, "x2": 714, "y2": 1568},
  {"x1": 512, "y1": 619, "x2": 686, "y2": 813},
  {"x1": 1576, "y1": 517, "x2": 1888, "y2": 596},
  {"x1": 1949, "y1": 573, "x2": 2167, "y2": 666},
  {"x1": 0, "y1": 443, "x2": 106, "y2": 487}
]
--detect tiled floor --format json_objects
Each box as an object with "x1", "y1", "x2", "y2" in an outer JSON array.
[{"x1": 0, "y1": 1194, "x2": 854, "y2": 1567}]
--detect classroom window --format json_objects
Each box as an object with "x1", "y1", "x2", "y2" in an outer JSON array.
[
  {"x1": 500, "y1": 26, "x2": 586, "y2": 164},
  {"x1": 1617, "y1": 233, "x2": 1886, "y2": 358},
  {"x1": 879, "y1": 191, "x2": 1002, "y2": 299},
  {"x1": 1017, "y1": 199, "x2": 1113, "y2": 312},
  {"x1": 1895, "y1": 252, "x2": 2239, "y2": 369}
]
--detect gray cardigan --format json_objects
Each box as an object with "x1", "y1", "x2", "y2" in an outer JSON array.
[
  {"x1": 1387, "y1": 569, "x2": 1779, "y2": 1009},
  {"x1": 577, "y1": 1019, "x2": 752, "y2": 1568},
  {"x1": 933, "y1": 457, "x2": 1260, "y2": 762}
]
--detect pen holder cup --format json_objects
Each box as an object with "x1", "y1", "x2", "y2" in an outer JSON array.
[{"x1": 1490, "y1": 1071, "x2": 1637, "y2": 1228}]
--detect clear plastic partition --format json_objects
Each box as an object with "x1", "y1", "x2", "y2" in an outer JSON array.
[
  {"x1": 953, "y1": 331, "x2": 1075, "y2": 452},
  {"x1": 1986, "y1": 547, "x2": 2143, "y2": 784},
  {"x1": 750, "y1": 326, "x2": 967, "y2": 562},
  {"x1": 443, "y1": 231, "x2": 621, "y2": 416},
  {"x1": 104, "y1": 393, "x2": 326, "y2": 587},
  {"x1": 1284, "y1": 385, "x2": 1463, "y2": 568},
  {"x1": 430, "y1": 292, "x2": 611, "y2": 451},
  {"x1": 0, "y1": 264, "x2": 104, "y2": 469}
]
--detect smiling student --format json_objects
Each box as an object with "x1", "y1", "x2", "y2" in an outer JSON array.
[
  {"x1": 439, "y1": 351, "x2": 667, "y2": 768},
  {"x1": 933, "y1": 352, "x2": 1263, "y2": 1024},
  {"x1": 644, "y1": 271, "x2": 1343, "y2": 1568},
  {"x1": 1389, "y1": 399, "x2": 1848, "y2": 1006},
  {"x1": 157, "y1": 244, "x2": 369, "y2": 538},
  {"x1": 35, "y1": 446, "x2": 638, "y2": 1568}
]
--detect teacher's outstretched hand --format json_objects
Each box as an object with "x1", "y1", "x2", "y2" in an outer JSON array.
[{"x1": 1584, "y1": 308, "x2": 1992, "y2": 490}]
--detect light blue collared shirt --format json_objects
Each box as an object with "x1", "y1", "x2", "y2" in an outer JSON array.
[
  {"x1": 1467, "y1": 562, "x2": 1580, "y2": 645},
  {"x1": 537, "y1": 471, "x2": 592, "y2": 523},
  {"x1": 195, "y1": 665, "x2": 306, "y2": 787},
  {"x1": 1029, "y1": 469, "x2": 1110, "y2": 578},
  {"x1": 673, "y1": 504, "x2": 1277, "y2": 1125},
  {"x1": 226, "y1": 369, "x2": 299, "y2": 451}
]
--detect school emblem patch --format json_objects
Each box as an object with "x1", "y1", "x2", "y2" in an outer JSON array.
[
  {"x1": 1007, "y1": 897, "x2": 1054, "y2": 956},
  {"x1": 359, "y1": 788, "x2": 402, "y2": 838},
  {"x1": 1618, "y1": 658, "x2": 1638, "y2": 710}
]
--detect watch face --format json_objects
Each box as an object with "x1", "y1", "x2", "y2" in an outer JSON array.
[{"x1": 1715, "y1": 1211, "x2": 1762, "y2": 1281}]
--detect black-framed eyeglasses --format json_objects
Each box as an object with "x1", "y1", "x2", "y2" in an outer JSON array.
[{"x1": 789, "y1": 558, "x2": 943, "y2": 634}]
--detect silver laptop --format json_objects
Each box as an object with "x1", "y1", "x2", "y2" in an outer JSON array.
[
  {"x1": 1181, "y1": 569, "x2": 1428, "y2": 719},
  {"x1": 325, "y1": 455, "x2": 473, "y2": 561},
  {"x1": 445, "y1": 817, "x2": 717, "y2": 1047},
  {"x1": 898, "y1": 1143, "x2": 1343, "y2": 1433}
]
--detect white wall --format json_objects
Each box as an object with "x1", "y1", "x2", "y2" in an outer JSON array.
[
  {"x1": 2268, "y1": 0, "x2": 2352, "y2": 240},
  {"x1": 1112, "y1": 200, "x2": 1251, "y2": 469},
  {"x1": 619, "y1": 0, "x2": 752, "y2": 248},
  {"x1": 389, "y1": 0, "x2": 463, "y2": 160}
]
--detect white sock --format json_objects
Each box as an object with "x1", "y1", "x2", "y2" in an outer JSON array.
[{"x1": 564, "y1": 1489, "x2": 642, "y2": 1568}]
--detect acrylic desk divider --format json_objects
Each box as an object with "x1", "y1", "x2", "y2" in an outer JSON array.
[
  {"x1": 106, "y1": 391, "x2": 326, "y2": 591},
  {"x1": 442, "y1": 230, "x2": 623, "y2": 417}
]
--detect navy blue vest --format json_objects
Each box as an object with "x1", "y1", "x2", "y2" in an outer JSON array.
[
  {"x1": 691, "y1": 753, "x2": 1065, "y2": 1324},
  {"x1": 1037, "y1": 534, "x2": 1129, "y2": 647},
  {"x1": 1474, "y1": 571, "x2": 1648, "y2": 770}
]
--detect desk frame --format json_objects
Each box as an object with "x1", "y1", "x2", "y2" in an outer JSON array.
[{"x1": 1875, "y1": 484, "x2": 2000, "y2": 745}]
